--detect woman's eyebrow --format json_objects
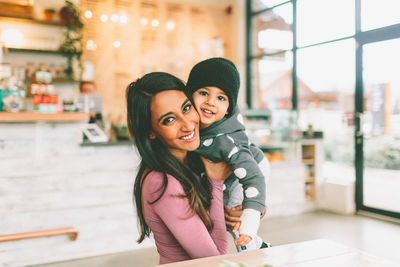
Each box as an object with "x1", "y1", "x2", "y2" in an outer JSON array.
[
  {"x1": 181, "y1": 99, "x2": 189, "y2": 108},
  {"x1": 158, "y1": 112, "x2": 173, "y2": 123},
  {"x1": 158, "y1": 99, "x2": 190, "y2": 123}
]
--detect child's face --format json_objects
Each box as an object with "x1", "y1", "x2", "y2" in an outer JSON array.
[{"x1": 192, "y1": 86, "x2": 229, "y2": 129}]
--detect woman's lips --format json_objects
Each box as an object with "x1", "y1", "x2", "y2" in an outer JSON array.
[{"x1": 179, "y1": 129, "x2": 196, "y2": 141}]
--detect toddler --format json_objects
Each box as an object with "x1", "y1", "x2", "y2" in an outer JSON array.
[{"x1": 186, "y1": 57, "x2": 270, "y2": 251}]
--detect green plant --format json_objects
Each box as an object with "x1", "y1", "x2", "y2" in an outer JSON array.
[
  {"x1": 59, "y1": 0, "x2": 84, "y2": 80},
  {"x1": 44, "y1": 8, "x2": 56, "y2": 13}
]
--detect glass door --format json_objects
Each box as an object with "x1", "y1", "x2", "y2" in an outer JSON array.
[
  {"x1": 355, "y1": 0, "x2": 400, "y2": 219},
  {"x1": 357, "y1": 38, "x2": 400, "y2": 218}
]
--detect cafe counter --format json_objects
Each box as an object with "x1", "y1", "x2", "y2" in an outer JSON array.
[
  {"x1": 0, "y1": 113, "x2": 153, "y2": 266},
  {"x1": 0, "y1": 111, "x2": 90, "y2": 123}
]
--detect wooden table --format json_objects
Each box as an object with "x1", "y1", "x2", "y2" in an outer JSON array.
[{"x1": 155, "y1": 239, "x2": 397, "y2": 267}]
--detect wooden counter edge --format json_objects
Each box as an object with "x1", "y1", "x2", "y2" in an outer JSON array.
[{"x1": 0, "y1": 112, "x2": 90, "y2": 122}]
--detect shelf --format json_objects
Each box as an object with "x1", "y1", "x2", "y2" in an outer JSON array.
[
  {"x1": 302, "y1": 159, "x2": 314, "y2": 165},
  {"x1": 7, "y1": 47, "x2": 64, "y2": 55},
  {"x1": 0, "y1": 15, "x2": 63, "y2": 27},
  {"x1": 0, "y1": 112, "x2": 89, "y2": 123},
  {"x1": 242, "y1": 109, "x2": 271, "y2": 120},
  {"x1": 53, "y1": 78, "x2": 79, "y2": 83}
]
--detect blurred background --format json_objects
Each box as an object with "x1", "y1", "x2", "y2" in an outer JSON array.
[{"x1": 0, "y1": 0, "x2": 399, "y2": 266}]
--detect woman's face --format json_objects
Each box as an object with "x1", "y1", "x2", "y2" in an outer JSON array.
[{"x1": 150, "y1": 90, "x2": 200, "y2": 162}]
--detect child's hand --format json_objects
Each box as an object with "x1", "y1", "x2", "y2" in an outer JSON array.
[{"x1": 234, "y1": 234, "x2": 252, "y2": 246}]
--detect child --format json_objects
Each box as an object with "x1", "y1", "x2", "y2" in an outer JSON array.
[{"x1": 186, "y1": 57, "x2": 271, "y2": 251}]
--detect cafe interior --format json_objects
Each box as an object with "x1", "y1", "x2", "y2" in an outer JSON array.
[{"x1": 0, "y1": 0, "x2": 399, "y2": 266}]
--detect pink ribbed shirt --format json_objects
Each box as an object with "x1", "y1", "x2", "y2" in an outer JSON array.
[{"x1": 142, "y1": 171, "x2": 228, "y2": 264}]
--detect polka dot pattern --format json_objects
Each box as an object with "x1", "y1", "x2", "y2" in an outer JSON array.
[
  {"x1": 227, "y1": 135, "x2": 235, "y2": 143},
  {"x1": 234, "y1": 167, "x2": 247, "y2": 179},
  {"x1": 245, "y1": 187, "x2": 259, "y2": 198},
  {"x1": 228, "y1": 147, "x2": 239, "y2": 158},
  {"x1": 222, "y1": 184, "x2": 226, "y2": 191},
  {"x1": 237, "y1": 114, "x2": 244, "y2": 125},
  {"x1": 203, "y1": 138, "x2": 213, "y2": 146}
]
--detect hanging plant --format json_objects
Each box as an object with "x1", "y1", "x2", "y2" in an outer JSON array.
[{"x1": 59, "y1": 0, "x2": 84, "y2": 80}]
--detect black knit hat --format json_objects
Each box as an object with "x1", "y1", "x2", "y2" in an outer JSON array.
[{"x1": 186, "y1": 57, "x2": 240, "y2": 115}]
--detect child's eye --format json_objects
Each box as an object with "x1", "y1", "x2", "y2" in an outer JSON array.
[
  {"x1": 183, "y1": 104, "x2": 191, "y2": 113},
  {"x1": 199, "y1": 91, "x2": 208, "y2": 96},
  {"x1": 162, "y1": 117, "x2": 175, "y2": 125},
  {"x1": 218, "y1": 96, "x2": 226, "y2": 101}
]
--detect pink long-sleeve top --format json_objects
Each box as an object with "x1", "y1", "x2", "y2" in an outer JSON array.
[{"x1": 142, "y1": 170, "x2": 228, "y2": 264}]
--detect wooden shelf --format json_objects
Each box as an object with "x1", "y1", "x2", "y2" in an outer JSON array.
[
  {"x1": 53, "y1": 78, "x2": 79, "y2": 83},
  {"x1": 0, "y1": 112, "x2": 89, "y2": 123},
  {"x1": 0, "y1": 15, "x2": 63, "y2": 27},
  {"x1": 301, "y1": 142, "x2": 317, "y2": 201},
  {"x1": 302, "y1": 159, "x2": 314, "y2": 165},
  {"x1": 7, "y1": 47, "x2": 64, "y2": 55}
]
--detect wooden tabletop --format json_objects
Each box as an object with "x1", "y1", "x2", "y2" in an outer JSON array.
[
  {"x1": 0, "y1": 112, "x2": 89, "y2": 122},
  {"x1": 155, "y1": 239, "x2": 397, "y2": 267}
]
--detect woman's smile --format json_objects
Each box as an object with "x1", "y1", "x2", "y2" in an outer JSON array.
[{"x1": 179, "y1": 129, "x2": 196, "y2": 141}]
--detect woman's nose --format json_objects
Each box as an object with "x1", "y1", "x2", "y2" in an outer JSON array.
[
  {"x1": 181, "y1": 116, "x2": 195, "y2": 131},
  {"x1": 181, "y1": 112, "x2": 200, "y2": 131}
]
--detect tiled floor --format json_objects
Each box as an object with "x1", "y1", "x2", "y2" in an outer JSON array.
[{"x1": 36, "y1": 211, "x2": 400, "y2": 267}]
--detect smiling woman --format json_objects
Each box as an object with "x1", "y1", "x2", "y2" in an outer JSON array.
[
  {"x1": 126, "y1": 72, "x2": 230, "y2": 264},
  {"x1": 149, "y1": 90, "x2": 200, "y2": 162}
]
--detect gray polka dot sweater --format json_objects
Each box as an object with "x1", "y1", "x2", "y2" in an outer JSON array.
[{"x1": 197, "y1": 107, "x2": 266, "y2": 215}]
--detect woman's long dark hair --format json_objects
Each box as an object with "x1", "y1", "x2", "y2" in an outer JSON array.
[{"x1": 126, "y1": 72, "x2": 213, "y2": 243}]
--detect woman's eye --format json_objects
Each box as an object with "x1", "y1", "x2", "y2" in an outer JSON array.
[
  {"x1": 183, "y1": 104, "x2": 191, "y2": 113},
  {"x1": 162, "y1": 117, "x2": 175, "y2": 125},
  {"x1": 218, "y1": 96, "x2": 226, "y2": 101},
  {"x1": 199, "y1": 91, "x2": 208, "y2": 96}
]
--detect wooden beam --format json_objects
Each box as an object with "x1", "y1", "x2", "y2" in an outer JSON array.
[{"x1": 0, "y1": 227, "x2": 79, "y2": 242}]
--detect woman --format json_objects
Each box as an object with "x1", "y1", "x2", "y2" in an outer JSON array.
[{"x1": 126, "y1": 72, "x2": 229, "y2": 264}]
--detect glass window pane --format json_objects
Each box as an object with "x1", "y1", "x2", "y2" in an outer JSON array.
[
  {"x1": 297, "y1": 0, "x2": 354, "y2": 46},
  {"x1": 361, "y1": 0, "x2": 400, "y2": 31},
  {"x1": 251, "y1": 51, "x2": 293, "y2": 109},
  {"x1": 252, "y1": 0, "x2": 289, "y2": 12},
  {"x1": 362, "y1": 38, "x2": 400, "y2": 212},
  {"x1": 251, "y1": 3, "x2": 293, "y2": 55},
  {"x1": 297, "y1": 39, "x2": 355, "y2": 183},
  {"x1": 248, "y1": 52, "x2": 297, "y2": 161}
]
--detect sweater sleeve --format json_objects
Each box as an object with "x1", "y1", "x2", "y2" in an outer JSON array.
[
  {"x1": 149, "y1": 173, "x2": 228, "y2": 259},
  {"x1": 199, "y1": 135, "x2": 266, "y2": 214}
]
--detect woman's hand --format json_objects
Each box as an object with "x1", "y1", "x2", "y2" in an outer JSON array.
[
  {"x1": 200, "y1": 157, "x2": 231, "y2": 181},
  {"x1": 224, "y1": 205, "x2": 242, "y2": 230},
  {"x1": 224, "y1": 205, "x2": 267, "y2": 230}
]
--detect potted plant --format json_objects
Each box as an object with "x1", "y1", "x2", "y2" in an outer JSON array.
[
  {"x1": 44, "y1": 8, "x2": 56, "y2": 21},
  {"x1": 59, "y1": 0, "x2": 84, "y2": 80}
]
